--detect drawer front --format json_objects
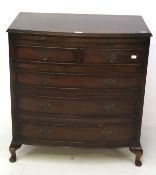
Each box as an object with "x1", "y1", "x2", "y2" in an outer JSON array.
[
  {"x1": 17, "y1": 72, "x2": 142, "y2": 88},
  {"x1": 15, "y1": 46, "x2": 76, "y2": 63},
  {"x1": 83, "y1": 49, "x2": 144, "y2": 64},
  {"x1": 16, "y1": 62, "x2": 143, "y2": 74},
  {"x1": 19, "y1": 112, "x2": 136, "y2": 126},
  {"x1": 10, "y1": 33, "x2": 149, "y2": 48},
  {"x1": 18, "y1": 96, "x2": 138, "y2": 115},
  {"x1": 19, "y1": 123, "x2": 136, "y2": 143},
  {"x1": 17, "y1": 86, "x2": 141, "y2": 98}
]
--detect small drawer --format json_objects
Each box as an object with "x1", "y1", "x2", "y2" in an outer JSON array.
[
  {"x1": 15, "y1": 46, "x2": 76, "y2": 63},
  {"x1": 17, "y1": 72, "x2": 142, "y2": 89},
  {"x1": 19, "y1": 122, "x2": 135, "y2": 143},
  {"x1": 18, "y1": 96, "x2": 138, "y2": 116},
  {"x1": 83, "y1": 49, "x2": 145, "y2": 64}
]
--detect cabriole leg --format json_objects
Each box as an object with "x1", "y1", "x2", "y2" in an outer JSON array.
[
  {"x1": 9, "y1": 143, "x2": 22, "y2": 162},
  {"x1": 129, "y1": 144, "x2": 143, "y2": 166}
]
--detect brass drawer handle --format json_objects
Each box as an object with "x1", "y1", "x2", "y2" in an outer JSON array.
[
  {"x1": 101, "y1": 127, "x2": 112, "y2": 136},
  {"x1": 42, "y1": 55, "x2": 49, "y2": 61},
  {"x1": 103, "y1": 104, "x2": 114, "y2": 112},
  {"x1": 40, "y1": 50, "x2": 50, "y2": 61},
  {"x1": 106, "y1": 53, "x2": 116, "y2": 63},
  {"x1": 39, "y1": 128, "x2": 53, "y2": 137},
  {"x1": 105, "y1": 79, "x2": 116, "y2": 88},
  {"x1": 39, "y1": 101, "x2": 51, "y2": 110},
  {"x1": 40, "y1": 77, "x2": 50, "y2": 85}
]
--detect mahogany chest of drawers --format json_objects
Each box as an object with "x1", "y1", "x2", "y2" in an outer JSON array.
[{"x1": 7, "y1": 12, "x2": 152, "y2": 166}]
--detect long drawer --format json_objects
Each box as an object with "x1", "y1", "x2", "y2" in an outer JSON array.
[
  {"x1": 19, "y1": 122, "x2": 136, "y2": 143},
  {"x1": 18, "y1": 96, "x2": 139, "y2": 116},
  {"x1": 17, "y1": 72, "x2": 142, "y2": 89},
  {"x1": 15, "y1": 62, "x2": 143, "y2": 74},
  {"x1": 17, "y1": 85, "x2": 141, "y2": 98},
  {"x1": 18, "y1": 112, "x2": 136, "y2": 125}
]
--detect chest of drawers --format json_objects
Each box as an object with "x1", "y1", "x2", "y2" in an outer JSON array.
[{"x1": 7, "y1": 12, "x2": 152, "y2": 166}]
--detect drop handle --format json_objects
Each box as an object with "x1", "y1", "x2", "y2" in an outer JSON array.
[
  {"x1": 101, "y1": 128, "x2": 113, "y2": 136},
  {"x1": 105, "y1": 79, "x2": 116, "y2": 88},
  {"x1": 39, "y1": 101, "x2": 51, "y2": 110},
  {"x1": 106, "y1": 53, "x2": 117, "y2": 63},
  {"x1": 40, "y1": 77, "x2": 50, "y2": 85},
  {"x1": 42, "y1": 56, "x2": 49, "y2": 61},
  {"x1": 40, "y1": 50, "x2": 50, "y2": 61},
  {"x1": 103, "y1": 104, "x2": 114, "y2": 112},
  {"x1": 39, "y1": 128, "x2": 53, "y2": 137},
  {"x1": 41, "y1": 54, "x2": 50, "y2": 61}
]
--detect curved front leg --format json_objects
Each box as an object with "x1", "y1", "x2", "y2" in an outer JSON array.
[
  {"x1": 9, "y1": 143, "x2": 22, "y2": 162},
  {"x1": 129, "y1": 144, "x2": 143, "y2": 166}
]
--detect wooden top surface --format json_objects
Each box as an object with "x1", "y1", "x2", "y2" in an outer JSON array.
[{"x1": 7, "y1": 12, "x2": 152, "y2": 37}]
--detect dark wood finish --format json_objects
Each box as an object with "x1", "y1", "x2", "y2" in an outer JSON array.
[
  {"x1": 7, "y1": 12, "x2": 151, "y2": 166},
  {"x1": 17, "y1": 72, "x2": 142, "y2": 88},
  {"x1": 18, "y1": 96, "x2": 138, "y2": 115},
  {"x1": 7, "y1": 13, "x2": 151, "y2": 37},
  {"x1": 9, "y1": 33, "x2": 150, "y2": 48},
  {"x1": 129, "y1": 144, "x2": 143, "y2": 166},
  {"x1": 15, "y1": 46, "x2": 145, "y2": 64},
  {"x1": 15, "y1": 62, "x2": 144, "y2": 74},
  {"x1": 17, "y1": 86, "x2": 142, "y2": 98},
  {"x1": 9, "y1": 142, "x2": 22, "y2": 163},
  {"x1": 19, "y1": 122, "x2": 135, "y2": 143},
  {"x1": 83, "y1": 49, "x2": 145, "y2": 64},
  {"x1": 18, "y1": 112, "x2": 136, "y2": 125},
  {"x1": 15, "y1": 46, "x2": 76, "y2": 63}
]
